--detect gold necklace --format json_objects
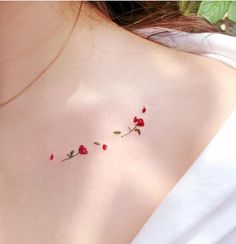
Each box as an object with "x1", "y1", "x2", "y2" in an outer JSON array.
[{"x1": 0, "y1": 2, "x2": 83, "y2": 109}]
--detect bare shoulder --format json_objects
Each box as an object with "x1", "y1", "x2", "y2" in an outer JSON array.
[
  {"x1": 146, "y1": 45, "x2": 236, "y2": 165},
  {"x1": 122, "y1": 30, "x2": 236, "y2": 119},
  {"x1": 103, "y1": 23, "x2": 236, "y2": 113},
  {"x1": 72, "y1": 12, "x2": 236, "y2": 164},
  {"x1": 166, "y1": 47, "x2": 236, "y2": 122},
  {"x1": 122, "y1": 31, "x2": 236, "y2": 164}
]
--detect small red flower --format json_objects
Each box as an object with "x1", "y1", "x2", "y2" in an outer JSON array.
[
  {"x1": 136, "y1": 118, "x2": 144, "y2": 126},
  {"x1": 134, "y1": 118, "x2": 145, "y2": 127},
  {"x1": 133, "y1": 116, "x2": 138, "y2": 123},
  {"x1": 50, "y1": 154, "x2": 54, "y2": 160},
  {"x1": 102, "y1": 144, "x2": 107, "y2": 150},
  {"x1": 78, "y1": 145, "x2": 88, "y2": 155},
  {"x1": 116, "y1": 106, "x2": 147, "y2": 138}
]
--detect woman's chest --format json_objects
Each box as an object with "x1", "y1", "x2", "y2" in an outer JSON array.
[
  {"x1": 0, "y1": 157, "x2": 176, "y2": 244},
  {"x1": 0, "y1": 79, "x2": 213, "y2": 243},
  {"x1": 0, "y1": 116, "x2": 189, "y2": 244}
]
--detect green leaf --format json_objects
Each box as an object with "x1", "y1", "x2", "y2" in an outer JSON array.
[
  {"x1": 179, "y1": 1, "x2": 201, "y2": 16},
  {"x1": 228, "y1": 1, "x2": 236, "y2": 22},
  {"x1": 178, "y1": 0, "x2": 189, "y2": 14},
  {"x1": 198, "y1": 1, "x2": 230, "y2": 23}
]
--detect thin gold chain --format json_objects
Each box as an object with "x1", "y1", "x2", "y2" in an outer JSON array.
[{"x1": 0, "y1": 2, "x2": 83, "y2": 109}]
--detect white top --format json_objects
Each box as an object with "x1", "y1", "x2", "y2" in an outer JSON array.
[{"x1": 131, "y1": 29, "x2": 236, "y2": 244}]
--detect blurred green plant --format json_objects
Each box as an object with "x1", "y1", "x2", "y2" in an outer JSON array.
[{"x1": 179, "y1": 0, "x2": 236, "y2": 23}]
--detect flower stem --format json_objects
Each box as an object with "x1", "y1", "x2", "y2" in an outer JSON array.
[
  {"x1": 121, "y1": 125, "x2": 138, "y2": 137},
  {"x1": 61, "y1": 152, "x2": 80, "y2": 162}
]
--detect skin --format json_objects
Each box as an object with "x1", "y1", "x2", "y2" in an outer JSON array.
[{"x1": 1, "y1": 2, "x2": 236, "y2": 244}]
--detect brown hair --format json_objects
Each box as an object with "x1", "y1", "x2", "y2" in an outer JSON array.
[
  {"x1": 69, "y1": 1, "x2": 219, "y2": 41},
  {"x1": 89, "y1": 2, "x2": 218, "y2": 33}
]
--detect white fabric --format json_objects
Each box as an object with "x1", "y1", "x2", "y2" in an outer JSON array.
[
  {"x1": 131, "y1": 29, "x2": 236, "y2": 244},
  {"x1": 133, "y1": 28, "x2": 236, "y2": 69}
]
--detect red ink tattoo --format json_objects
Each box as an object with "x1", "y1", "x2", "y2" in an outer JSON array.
[
  {"x1": 50, "y1": 154, "x2": 54, "y2": 160},
  {"x1": 102, "y1": 144, "x2": 107, "y2": 150},
  {"x1": 50, "y1": 106, "x2": 147, "y2": 161},
  {"x1": 113, "y1": 106, "x2": 147, "y2": 137},
  {"x1": 61, "y1": 145, "x2": 88, "y2": 162},
  {"x1": 135, "y1": 118, "x2": 145, "y2": 127},
  {"x1": 78, "y1": 145, "x2": 88, "y2": 155},
  {"x1": 94, "y1": 142, "x2": 108, "y2": 151},
  {"x1": 142, "y1": 106, "x2": 146, "y2": 113}
]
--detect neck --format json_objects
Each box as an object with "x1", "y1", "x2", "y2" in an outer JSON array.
[{"x1": 0, "y1": 2, "x2": 82, "y2": 104}]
